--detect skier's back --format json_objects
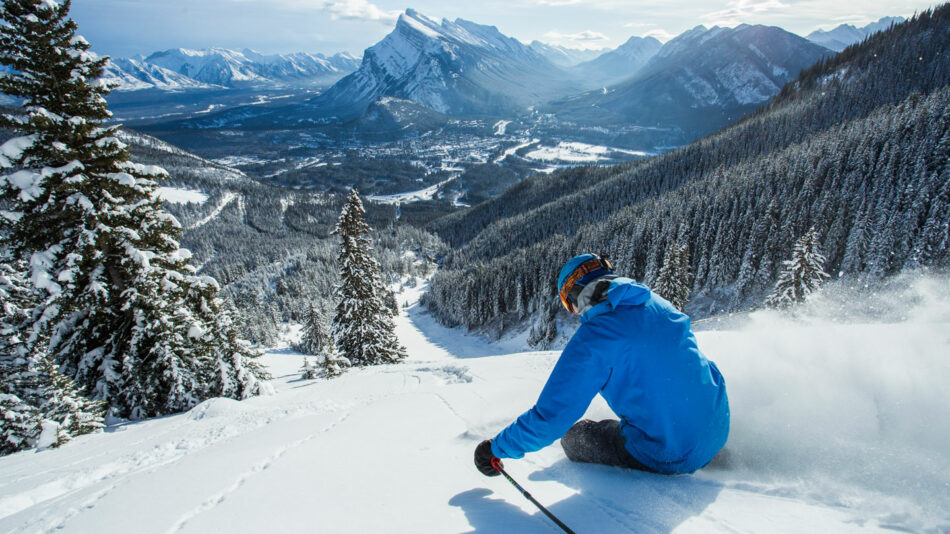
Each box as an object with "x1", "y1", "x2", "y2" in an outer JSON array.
[{"x1": 475, "y1": 254, "x2": 729, "y2": 476}]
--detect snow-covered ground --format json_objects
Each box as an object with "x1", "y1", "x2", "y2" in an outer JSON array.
[
  {"x1": 1, "y1": 278, "x2": 948, "y2": 533},
  {"x1": 523, "y1": 142, "x2": 652, "y2": 163},
  {"x1": 493, "y1": 138, "x2": 538, "y2": 164},
  {"x1": 366, "y1": 177, "x2": 457, "y2": 205},
  {"x1": 155, "y1": 187, "x2": 209, "y2": 205}
]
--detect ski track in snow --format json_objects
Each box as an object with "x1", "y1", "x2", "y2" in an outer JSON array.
[
  {"x1": 166, "y1": 412, "x2": 350, "y2": 534},
  {"x1": 189, "y1": 192, "x2": 237, "y2": 229}
]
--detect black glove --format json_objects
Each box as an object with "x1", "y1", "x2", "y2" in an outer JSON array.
[{"x1": 474, "y1": 439, "x2": 502, "y2": 476}]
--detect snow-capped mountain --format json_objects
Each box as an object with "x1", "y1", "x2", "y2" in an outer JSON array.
[
  {"x1": 571, "y1": 36, "x2": 662, "y2": 87},
  {"x1": 101, "y1": 58, "x2": 218, "y2": 90},
  {"x1": 806, "y1": 17, "x2": 904, "y2": 51},
  {"x1": 311, "y1": 9, "x2": 582, "y2": 119},
  {"x1": 143, "y1": 48, "x2": 360, "y2": 87},
  {"x1": 528, "y1": 41, "x2": 606, "y2": 68},
  {"x1": 103, "y1": 48, "x2": 361, "y2": 90},
  {"x1": 549, "y1": 24, "x2": 833, "y2": 139}
]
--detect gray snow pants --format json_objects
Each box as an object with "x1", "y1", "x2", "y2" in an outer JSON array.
[{"x1": 560, "y1": 419, "x2": 658, "y2": 473}]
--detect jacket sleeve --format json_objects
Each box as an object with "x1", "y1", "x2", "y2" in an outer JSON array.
[{"x1": 491, "y1": 323, "x2": 611, "y2": 459}]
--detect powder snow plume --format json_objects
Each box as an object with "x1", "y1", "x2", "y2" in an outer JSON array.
[{"x1": 698, "y1": 273, "x2": 950, "y2": 530}]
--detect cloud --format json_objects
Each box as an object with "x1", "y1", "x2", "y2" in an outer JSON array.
[
  {"x1": 531, "y1": 0, "x2": 645, "y2": 7},
  {"x1": 322, "y1": 0, "x2": 400, "y2": 24},
  {"x1": 703, "y1": 0, "x2": 789, "y2": 26},
  {"x1": 642, "y1": 28, "x2": 676, "y2": 42},
  {"x1": 544, "y1": 30, "x2": 610, "y2": 43}
]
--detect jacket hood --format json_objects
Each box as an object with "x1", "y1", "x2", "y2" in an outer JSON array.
[{"x1": 580, "y1": 277, "x2": 651, "y2": 322}]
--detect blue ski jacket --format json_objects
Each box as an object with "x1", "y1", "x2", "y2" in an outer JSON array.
[{"x1": 491, "y1": 278, "x2": 729, "y2": 474}]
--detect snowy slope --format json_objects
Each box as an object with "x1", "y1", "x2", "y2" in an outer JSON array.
[{"x1": 0, "y1": 277, "x2": 947, "y2": 533}]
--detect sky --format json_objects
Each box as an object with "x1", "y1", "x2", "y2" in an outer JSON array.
[{"x1": 71, "y1": 0, "x2": 941, "y2": 58}]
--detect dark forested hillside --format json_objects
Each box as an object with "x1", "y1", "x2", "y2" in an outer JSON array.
[{"x1": 423, "y1": 6, "x2": 950, "y2": 340}]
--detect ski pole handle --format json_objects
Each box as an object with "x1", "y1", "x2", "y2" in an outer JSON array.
[{"x1": 491, "y1": 457, "x2": 503, "y2": 472}]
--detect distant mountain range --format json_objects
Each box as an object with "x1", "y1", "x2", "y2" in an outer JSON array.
[
  {"x1": 806, "y1": 17, "x2": 905, "y2": 51},
  {"x1": 102, "y1": 58, "x2": 215, "y2": 90},
  {"x1": 547, "y1": 24, "x2": 832, "y2": 139},
  {"x1": 528, "y1": 41, "x2": 606, "y2": 67},
  {"x1": 130, "y1": 10, "x2": 914, "y2": 149},
  {"x1": 571, "y1": 36, "x2": 663, "y2": 87},
  {"x1": 102, "y1": 48, "x2": 362, "y2": 90}
]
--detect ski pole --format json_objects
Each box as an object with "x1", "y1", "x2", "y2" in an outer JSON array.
[{"x1": 491, "y1": 458, "x2": 577, "y2": 534}]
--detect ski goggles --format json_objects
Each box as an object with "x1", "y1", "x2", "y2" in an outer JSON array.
[{"x1": 558, "y1": 256, "x2": 613, "y2": 312}]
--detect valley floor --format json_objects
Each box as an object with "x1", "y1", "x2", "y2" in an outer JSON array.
[{"x1": 0, "y1": 281, "x2": 948, "y2": 533}]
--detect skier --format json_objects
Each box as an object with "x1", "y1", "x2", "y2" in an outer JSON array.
[{"x1": 475, "y1": 254, "x2": 729, "y2": 476}]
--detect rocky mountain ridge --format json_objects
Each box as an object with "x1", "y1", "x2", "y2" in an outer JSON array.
[{"x1": 101, "y1": 48, "x2": 361, "y2": 90}]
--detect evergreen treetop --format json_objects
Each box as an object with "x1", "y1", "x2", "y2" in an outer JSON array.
[
  {"x1": 766, "y1": 227, "x2": 831, "y2": 308},
  {"x1": 331, "y1": 189, "x2": 406, "y2": 367},
  {"x1": 653, "y1": 240, "x2": 692, "y2": 311}
]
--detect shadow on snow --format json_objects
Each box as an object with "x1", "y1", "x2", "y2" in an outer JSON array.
[{"x1": 451, "y1": 459, "x2": 722, "y2": 533}]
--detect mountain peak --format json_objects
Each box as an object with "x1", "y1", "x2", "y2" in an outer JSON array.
[
  {"x1": 317, "y1": 11, "x2": 580, "y2": 119},
  {"x1": 397, "y1": 8, "x2": 443, "y2": 39},
  {"x1": 806, "y1": 16, "x2": 906, "y2": 51}
]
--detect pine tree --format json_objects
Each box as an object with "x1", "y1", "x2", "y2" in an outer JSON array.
[
  {"x1": 0, "y1": 0, "x2": 267, "y2": 419},
  {"x1": 766, "y1": 227, "x2": 831, "y2": 308},
  {"x1": 0, "y1": 261, "x2": 39, "y2": 455},
  {"x1": 299, "y1": 357, "x2": 319, "y2": 380},
  {"x1": 653, "y1": 241, "x2": 692, "y2": 311},
  {"x1": 1, "y1": 256, "x2": 103, "y2": 453},
  {"x1": 331, "y1": 189, "x2": 406, "y2": 366},
  {"x1": 299, "y1": 305, "x2": 330, "y2": 356},
  {"x1": 318, "y1": 348, "x2": 350, "y2": 379},
  {"x1": 383, "y1": 289, "x2": 399, "y2": 317},
  {"x1": 0, "y1": 393, "x2": 38, "y2": 454},
  {"x1": 32, "y1": 352, "x2": 104, "y2": 447}
]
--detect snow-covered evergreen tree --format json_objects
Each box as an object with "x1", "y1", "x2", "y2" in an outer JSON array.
[
  {"x1": 383, "y1": 289, "x2": 399, "y2": 317},
  {"x1": 766, "y1": 227, "x2": 830, "y2": 308},
  {"x1": 32, "y1": 352, "x2": 104, "y2": 447},
  {"x1": 0, "y1": 0, "x2": 267, "y2": 419},
  {"x1": 299, "y1": 357, "x2": 319, "y2": 380},
  {"x1": 654, "y1": 241, "x2": 692, "y2": 311},
  {"x1": 331, "y1": 189, "x2": 406, "y2": 366},
  {"x1": 1, "y1": 256, "x2": 103, "y2": 453},
  {"x1": 298, "y1": 305, "x2": 330, "y2": 356},
  {"x1": 0, "y1": 393, "x2": 37, "y2": 454},
  {"x1": 319, "y1": 350, "x2": 350, "y2": 379},
  {"x1": 0, "y1": 262, "x2": 39, "y2": 454}
]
